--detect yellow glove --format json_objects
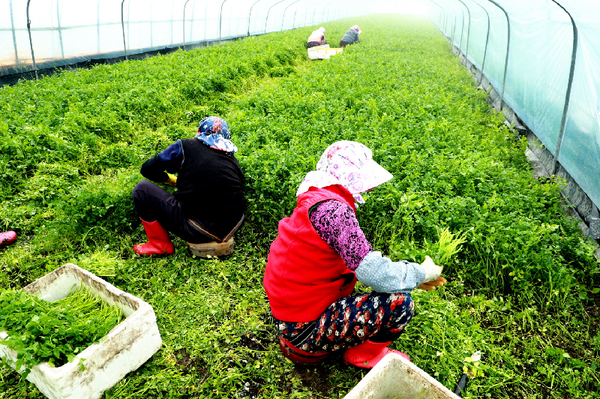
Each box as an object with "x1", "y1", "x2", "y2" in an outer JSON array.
[{"x1": 164, "y1": 173, "x2": 177, "y2": 187}]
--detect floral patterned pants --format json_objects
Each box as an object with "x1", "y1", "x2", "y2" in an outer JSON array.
[{"x1": 275, "y1": 292, "x2": 414, "y2": 354}]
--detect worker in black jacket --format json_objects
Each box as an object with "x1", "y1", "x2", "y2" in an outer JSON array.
[
  {"x1": 132, "y1": 116, "x2": 245, "y2": 256},
  {"x1": 340, "y1": 25, "x2": 362, "y2": 48}
]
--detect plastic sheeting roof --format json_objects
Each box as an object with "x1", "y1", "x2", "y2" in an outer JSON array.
[{"x1": 428, "y1": 0, "x2": 599, "y2": 231}]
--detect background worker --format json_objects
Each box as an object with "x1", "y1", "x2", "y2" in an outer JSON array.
[
  {"x1": 132, "y1": 116, "x2": 245, "y2": 256},
  {"x1": 0, "y1": 231, "x2": 17, "y2": 248},
  {"x1": 340, "y1": 25, "x2": 362, "y2": 48},
  {"x1": 307, "y1": 27, "x2": 327, "y2": 48},
  {"x1": 263, "y1": 141, "x2": 446, "y2": 369}
]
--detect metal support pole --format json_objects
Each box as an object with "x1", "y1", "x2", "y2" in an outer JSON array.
[
  {"x1": 427, "y1": 0, "x2": 447, "y2": 38},
  {"x1": 97, "y1": 0, "x2": 101, "y2": 53},
  {"x1": 26, "y1": 0, "x2": 38, "y2": 79},
  {"x1": 295, "y1": 0, "x2": 322, "y2": 27},
  {"x1": 322, "y1": 0, "x2": 339, "y2": 22},
  {"x1": 248, "y1": 0, "x2": 264, "y2": 36},
  {"x1": 550, "y1": 0, "x2": 578, "y2": 175},
  {"x1": 10, "y1": 0, "x2": 19, "y2": 66},
  {"x1": 324, "y1": 1, "x2": 334, "y2": 21},
  {"x1": 281, "y1": 0, "x2": 301, "y2": 31},
  {"x1": 126, "y1": 0, "x2": 131, "y2": 57},
  {"x1": 302, "y1": 0, "x2": 321, "y2": 26},
  {"x1": 469, "y1": 0, "x2": 490, "y2": 75},
  {"x1": 454, "y1": 0, "x2": 471, "y2": 60},
  {"x1": 169, "y1": 0, "x2": 174, "y2": 45},
  {"x1": 329, "y1": 0, "x2": 344, "y2": 21},
  {"x1": 121, "y1": 0, "x2": 128, "y2": 59},
  {"x1": 56, "y1": 0, "x2": 65, "y2": 60},
  {"x1": 435, "y1": 0, "x2": 457, "y2": 44},
  {"x1": 219, "y1": 0, "x2": 229, "y2": 42},
  {"x1": 189, "y1": 0, "x2": 197, "y2": 45},
  {"x1": 451, "y1": 11, "x2": 457, "y2": 45},
  {"x1": 149, "y1": 0, "x2": 154, "y2": 48},
  {"x1": 293, "y1": 8, "x2": 298, "y2": 28},
  {"x1": 485, "y1": 0, "x2": 510, "y2": 111},
  {"x1": 265, "y1": 0, "x2": 286, "y2": 34},
  {"x1": 342, "y1": 0, "x2": 357, "y2": 19},
  {"x1": 204, "y1": 0, "x2": 209, "y2": 41},
  {"x1": 182, "y1": 0, "x2": 191, "y2": 50}
]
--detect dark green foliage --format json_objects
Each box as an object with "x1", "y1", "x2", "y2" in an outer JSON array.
[
  {"x1": 0, "y1": 14, "x2": 598, "y2": 399},
  {"x1": 0, "y1": 286, "x2": 123, "y2": 378}
]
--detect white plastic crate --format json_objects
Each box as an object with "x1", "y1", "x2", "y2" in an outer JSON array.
[
  {"x1": 0, "y1": 263, "x2": 162, "y2": 399},
  {"x1": 343, "y1": 353, "x2": 461, "y2": 399},
  {"x1": 308, "y1": 44, "x2": 344, "y2": 60}
]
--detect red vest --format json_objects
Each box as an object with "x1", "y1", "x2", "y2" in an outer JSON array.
[{"x1": 263, "y1": 185, "x2": 358, "y2": 322}]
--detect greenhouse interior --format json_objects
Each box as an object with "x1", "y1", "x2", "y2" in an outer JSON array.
[{"x1": 1, "y1": 0, "x2": 599, "y2": 398}]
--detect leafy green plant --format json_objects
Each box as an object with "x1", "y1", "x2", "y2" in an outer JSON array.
[
  {"x1": 389, "y1": 227, "x2": 466, "y2": 270},
  {"x1": 429, "y1": 227, "x2": 467, "y2": 264},
  {"x1": 0, "y1": 285, "x2": 124, "y2": 378},
  {"x1": 75, "y1": 250, "x2": 123, "y2": 277}
]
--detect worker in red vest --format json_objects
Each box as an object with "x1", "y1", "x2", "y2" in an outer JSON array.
[
  {"x1": 263, "y1": 141, "x2": 446, "y2": 368},
  {"x1": 307, "y1": 27, "x2": 327, "y2": 48}
]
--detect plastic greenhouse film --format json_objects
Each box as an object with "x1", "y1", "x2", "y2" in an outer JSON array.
[
  {"x1": 502, "y1": 1, "x2": 572, "y2": 157},
  {"x1": 555, "y1": 1, "x2": 600, "y2": 211}
]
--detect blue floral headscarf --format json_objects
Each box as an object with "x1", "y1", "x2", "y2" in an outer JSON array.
[{"x1": 196, "y1": 116, "x2": 238, "y2": 154}]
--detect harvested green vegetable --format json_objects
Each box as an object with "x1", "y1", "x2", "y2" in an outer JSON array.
[
  {"x1": 428, "y1": 227, "x2": 467, "y2": 265},
  {"x1": 76, "y1": 251, "x2": 122, "y2": 277},
  {"x1": 390, "y1": 227, "x2": 466, "y2": 267},
  {"x1": 0, "y1": 285, "x2": 124, "y2": 378}
]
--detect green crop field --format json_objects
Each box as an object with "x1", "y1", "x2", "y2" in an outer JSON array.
[{"x1": 1, "y1": 14, "x2": 598, "y2": 399}]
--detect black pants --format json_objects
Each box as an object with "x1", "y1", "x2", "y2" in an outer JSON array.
[
  {"x1": 307, "y1": 39, "x2": 327, "y2": 48},
  {"x1": 132, "y1": 180, "x2": 213, "y2": 243},
  {"x1": 340, "y1": 41, "x2": 351, "y2": 48}
]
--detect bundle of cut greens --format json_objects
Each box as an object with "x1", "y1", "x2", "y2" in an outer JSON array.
[
  {"x1": 427, "y1": 227, "x2": 467, "y2": 265},
  {"x1": 390, "y1": 227, "x2": 466, "y2": 267},
  {"x1": 0, "y1": 285, "x2": 124, "y2": 377},
  {"x1": 76, "y1": 251, "x2": 122, "y2": 277}
]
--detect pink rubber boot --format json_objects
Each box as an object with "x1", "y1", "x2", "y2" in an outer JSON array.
[
  {"x1": 343, "y1": 340, "x2": 410, "y2": 369},
  {"x1": 0, "y1": 231, "x2": 17, "y2": 248}
]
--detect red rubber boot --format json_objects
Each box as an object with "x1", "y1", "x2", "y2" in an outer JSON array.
[
  {"x1": 343, "y1": 340, "x2": 410, "y2": 369},
  {"x1": 133, "y1": 219, "x2": 174, "y2": 256},
  {"x1": 0, "y1": 231, "x2": 17, "y2": 248}
]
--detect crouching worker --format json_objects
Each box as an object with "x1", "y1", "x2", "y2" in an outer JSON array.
[
  {"x1": 307, "y1": 27, "x2": 327, "y2": 48},
  {"x1": 263, "y1": 141, "x2": 446, "y2": 369},
  {"x1": 340, "y1": 25, "x2": 361, "y2": 48},
  {"x1": 132, "y1": 116, "x2": 245, "y2": 257}
]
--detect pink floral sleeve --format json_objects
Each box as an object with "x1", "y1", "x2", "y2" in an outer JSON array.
[{"x1": 308, "y1": 200, "x2": 373, "y2": 271}]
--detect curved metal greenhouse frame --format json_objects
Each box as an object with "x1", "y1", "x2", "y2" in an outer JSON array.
[{"x1": 426, "y1": 0, "x2": 599, "y2": 241}]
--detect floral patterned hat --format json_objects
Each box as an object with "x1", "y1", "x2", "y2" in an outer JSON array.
[{"x1": 297, "y1": 141, "x2": 393, "y2": 204}]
